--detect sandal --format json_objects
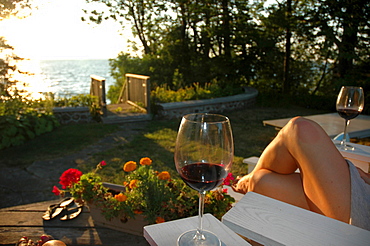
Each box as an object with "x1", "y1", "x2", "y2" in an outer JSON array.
[
  {"x1": 60, "y1": 202, "x2": 83, "y2": 221},
  {"x1": 42, "y1": 197, "x2": 74, "y2": 220}
]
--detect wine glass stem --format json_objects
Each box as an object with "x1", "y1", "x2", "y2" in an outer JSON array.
[
  {"x1": 195, "y1": 190, "x2": 206, "y2": 241},
  {"x1": 342, "y1": 119, "x2": 350, "y2": 147}
]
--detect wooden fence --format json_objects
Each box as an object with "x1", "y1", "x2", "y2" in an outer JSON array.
[
  {"x1": 90, "y1": 75, "x2": 107, "y2": 116},
  {"x1": 117, "y1": 73, "x2": 151, "y2": 114}
]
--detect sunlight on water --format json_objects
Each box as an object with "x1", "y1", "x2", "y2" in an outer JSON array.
[
  {"x1": 12, "y1": 59, "x2": 114, "y2": 101},
  {"x1": 12, "y1": 59, "x2": 52, "y2": 100}
]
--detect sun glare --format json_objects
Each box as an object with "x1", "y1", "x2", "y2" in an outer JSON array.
[
  {"x1": 0, "y1": 0, "x2": 134, "y2": 60},
  {"x1": 10, "y1": 59, "x2": 51, "y2": 100},
  {"x1": 0, "y1": 0, "x2": 139, "y2": 100}
]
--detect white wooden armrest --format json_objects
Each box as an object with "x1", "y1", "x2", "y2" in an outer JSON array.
[
  {"x1": 143, "y1": 214, "x2": 251, "y2": 245},
  {"x1": 243, "y1": 156, "x2": 260, "y2": 173},
  {"x1": 333, "y1": 140, "x2": 370, "y2": 172},
  {"x1": 222, "y1": 192, "x2": 370, "y2": 246}
]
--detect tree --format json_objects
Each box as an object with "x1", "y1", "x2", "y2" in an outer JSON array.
[
  {"x1": 0, "y1": 0, "x2": 31, "y2": 21},
  {"x1": 303, "y1": 0, "x2": 370, "y2": 90},
  {"x1": 83, "y1": 0, "x2": 172, "y2": 56},
  {"x1": 0, "y1": 0, "x2": 32, "y2": 96},
  {"x1": 85, "y1": 0, "x2": 369, "y2": 101},
  {"x1": 283, "y1": 0, "x2": 292, "y2": 94}
]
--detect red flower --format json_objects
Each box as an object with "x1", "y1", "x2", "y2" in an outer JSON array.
[
  {"x1": 52, "y1": 186, "x2": 61, "y2": 196},
  {"x1": 156, "y1": 217, "x2": 165, "y2": 223},
  {"x1": 100, "y1": 160, "x2": 107, "y2": 166},
  {"x1": 59, "y1": 168, "x2": 83, "y2": 189},
  {"x1": 223, "y1": 173, "x2": 235, "y2": 186}
]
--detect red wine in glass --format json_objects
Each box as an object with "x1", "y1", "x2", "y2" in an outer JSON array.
[
  {"x1": 337, "y1": 108, "x2": 360, "y2": 121},
  {"x1": 336, "y1": 86, "x2": 364, "y2": 151},
  {"x1": 175, "y1": 113, "x2": 233, "y2": 246},
  {"x1": 179, "y1": 163, "x2": 228, "y2": 192}
]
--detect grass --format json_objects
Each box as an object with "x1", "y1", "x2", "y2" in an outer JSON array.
[
  {"x1": 0, "y1": 123, "x2": 120, "y2": 167},
  {"x1": 1, "y1": 97, "x2": 333, "y2": 182}
]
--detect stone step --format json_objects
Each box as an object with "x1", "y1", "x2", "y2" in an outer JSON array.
[{"x1": 102, "y1": 114, "x2": 152, "y2": 124}]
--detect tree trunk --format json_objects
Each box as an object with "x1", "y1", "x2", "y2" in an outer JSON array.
[
  {"x1": 283, "y1": 0, "x2": 292, "y2": 94},
  {"x1": 337, "y1": 4, "x2": 358, "y2": 79}
]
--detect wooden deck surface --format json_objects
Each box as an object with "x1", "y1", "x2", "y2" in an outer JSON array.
[
  {"x1": 263, "y1": 113, "x2": 370, "y2": 138},
  {"x1": 106, "y1": 103, "x2": 138, "y2": 116},
  {"x1": 0, "y1": 200, "x2": 149, "y2": 246}
]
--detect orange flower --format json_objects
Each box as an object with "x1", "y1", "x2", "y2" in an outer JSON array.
[
  {"x1": 156, "y1": 217, "x2": 165, "y2": 223},
  {"x1": 129, "y1": 179, "x2": 138, "y2": 189},
  {"x1": 140, "y1": 157, "x2": 152, "y2": 166},
  {"x1": 123, "y1": 181, "x2": 129, "y2": 186},
  {"x1": 114, "y1": 193, "x2": 127, "y2": 202},
  {"x1": 134, "y1": 209, "x2": 143, "y2": 214},
  {"x1": 123, "y1": 161, "x2": 137, "y2": 172},
  {"x1": 157, "y1": 171, "x2": 171, "y2": 180}
]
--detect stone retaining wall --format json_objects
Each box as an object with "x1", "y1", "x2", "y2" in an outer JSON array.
[
  {"x1": 52, "y1": 87, "x2": 258, "y2": 123},
  {"x1": 156, "y1": 87, "x2": 258, "y2": 119},
  {"x1": 53, "y1": 107, "x2": 93, "y2": 125}
]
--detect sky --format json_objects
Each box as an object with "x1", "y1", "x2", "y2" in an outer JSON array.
[{"x1": 0, "y1": 0, "x2": 136, "y2": 60}]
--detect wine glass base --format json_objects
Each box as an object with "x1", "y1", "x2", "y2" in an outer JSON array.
[
  {"x1": 177, "y1": 229, "x2": 221, "y2": 246},
  {"x1": 335, "y1": 143, "x2": 356, "y2": 151}
]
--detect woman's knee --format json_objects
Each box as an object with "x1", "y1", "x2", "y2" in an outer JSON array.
[
  {"x1": 248, "y1": 169, "x2": 272, "y2": 193},
  {"x1": 283, "y1": 117, "x2": 326, "y2": 145}
]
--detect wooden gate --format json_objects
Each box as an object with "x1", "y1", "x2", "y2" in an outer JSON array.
[
  {"x1": 117, "y1": 73, "x2": 151, "y2": 114},
  {"x1": 90, "y1": 75, "x2": 107, "y2": 116}
]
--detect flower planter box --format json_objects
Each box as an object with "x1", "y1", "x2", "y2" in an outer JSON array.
[
  {"x1": 88, "y1": 204, "x2": 148, "y2": 236},
  {"x1": 88, "y1": 182, "x2": 149, "y2": 236}
]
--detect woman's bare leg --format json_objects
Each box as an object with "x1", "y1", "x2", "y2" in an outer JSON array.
[
  {"x1": 234, "y1": 117, "x2": 351, "y2": 223},
  {"x1": 249, "y1": 170, "x2": 310, "y2": 210}
]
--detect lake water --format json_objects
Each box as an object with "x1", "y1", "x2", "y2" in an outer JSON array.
[{"x1": 15, "y1": 59, "x2": 115, "y2": 102}]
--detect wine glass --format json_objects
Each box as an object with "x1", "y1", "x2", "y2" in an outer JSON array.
[
  {"x1": 336, "y1": 86, "x2": 364, "y2": 151},
  {"x1": 174, "y1": 113, "x2": 234, "y2": 246}
]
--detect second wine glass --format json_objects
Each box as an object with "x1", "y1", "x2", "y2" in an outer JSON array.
[
  {"x1": 174, "y1": 113, "x2": 234, "y2": 246},
  {"x1": 336, "y1": 86, "x2": 364, "y2": 151}
]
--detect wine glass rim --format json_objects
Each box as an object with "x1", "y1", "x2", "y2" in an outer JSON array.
[
  {"x1": 341, "y1": 86, "x2": 363, "y2": 90},
  {"x1": 182, "y1": 113, "x2": 230, "y2": 123}
]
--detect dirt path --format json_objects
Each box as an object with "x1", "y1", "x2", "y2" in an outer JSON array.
[{"x1": 0, "y1": 122, "x2": 149, "y2": 209}]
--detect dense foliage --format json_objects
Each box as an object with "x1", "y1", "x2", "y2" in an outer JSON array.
[
  {"x1": 0, "y1": 93, "x2": 60, "y2": 149},
  {"x1": 0, "y1": 93, "x2": 104, "y2": 150},
  {"x1": 83, "y1": 0, "x2": 369, "y2": 112}
]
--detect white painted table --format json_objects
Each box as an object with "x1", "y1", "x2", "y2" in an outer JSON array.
[
  {"x1": 143, "y1": 213, "x2": 251, "y2": 246},
  {"x1": 334, "y1": 140, "x2": 370, "y2": 172},
  {"x1": 222, "y1": 192, "x2": 370, "y2": 246},
  {"x1": 263, "y1": 113, "x2": 370, "y2": 138}
]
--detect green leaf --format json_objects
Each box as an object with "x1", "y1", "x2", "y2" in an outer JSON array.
[
  {"x1": 7, "y1": 125, "x2": 18, "y2": 137},
  {"x1": 26, "y1": 130, "x2": 36, "y2": 139}
]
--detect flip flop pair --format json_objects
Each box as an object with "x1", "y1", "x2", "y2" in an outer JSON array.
[
  {"x1": 42, "y1": 197, "x2": 82, "y2": 221},
  {"x1": 60, "y1": 201, "x2": 83, "y2": 221}
]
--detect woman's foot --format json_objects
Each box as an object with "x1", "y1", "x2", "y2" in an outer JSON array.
[{"x1": 232, "y1": 174, "x2": 251, "y2": 194}]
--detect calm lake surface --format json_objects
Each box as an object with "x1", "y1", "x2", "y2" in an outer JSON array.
[{"x1": 16, "y1": 59, "x2": 115, "y2": 101}]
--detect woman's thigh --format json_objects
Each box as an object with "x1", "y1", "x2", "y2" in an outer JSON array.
[{"x1": 249, "y1": 170, "x2": 310, "y2": 210}]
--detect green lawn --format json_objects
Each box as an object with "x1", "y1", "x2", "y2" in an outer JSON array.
[
  {"x1": 0, "y1": 102, "x2": 330, "y2": 181},
  {"x1": 0, "y1": 123, "x2": 120, "y2": 167}
]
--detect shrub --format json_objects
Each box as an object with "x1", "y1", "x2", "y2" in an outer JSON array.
[
  {"x1": 0, "y1": 112, "x2": 60, "y2": 150},
  {"x1": 151, "y1": 83, "x2": 242, "y2": 103},
  {"x1": 0, "y1": 93, "x2": 60, "y2": 150}
]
